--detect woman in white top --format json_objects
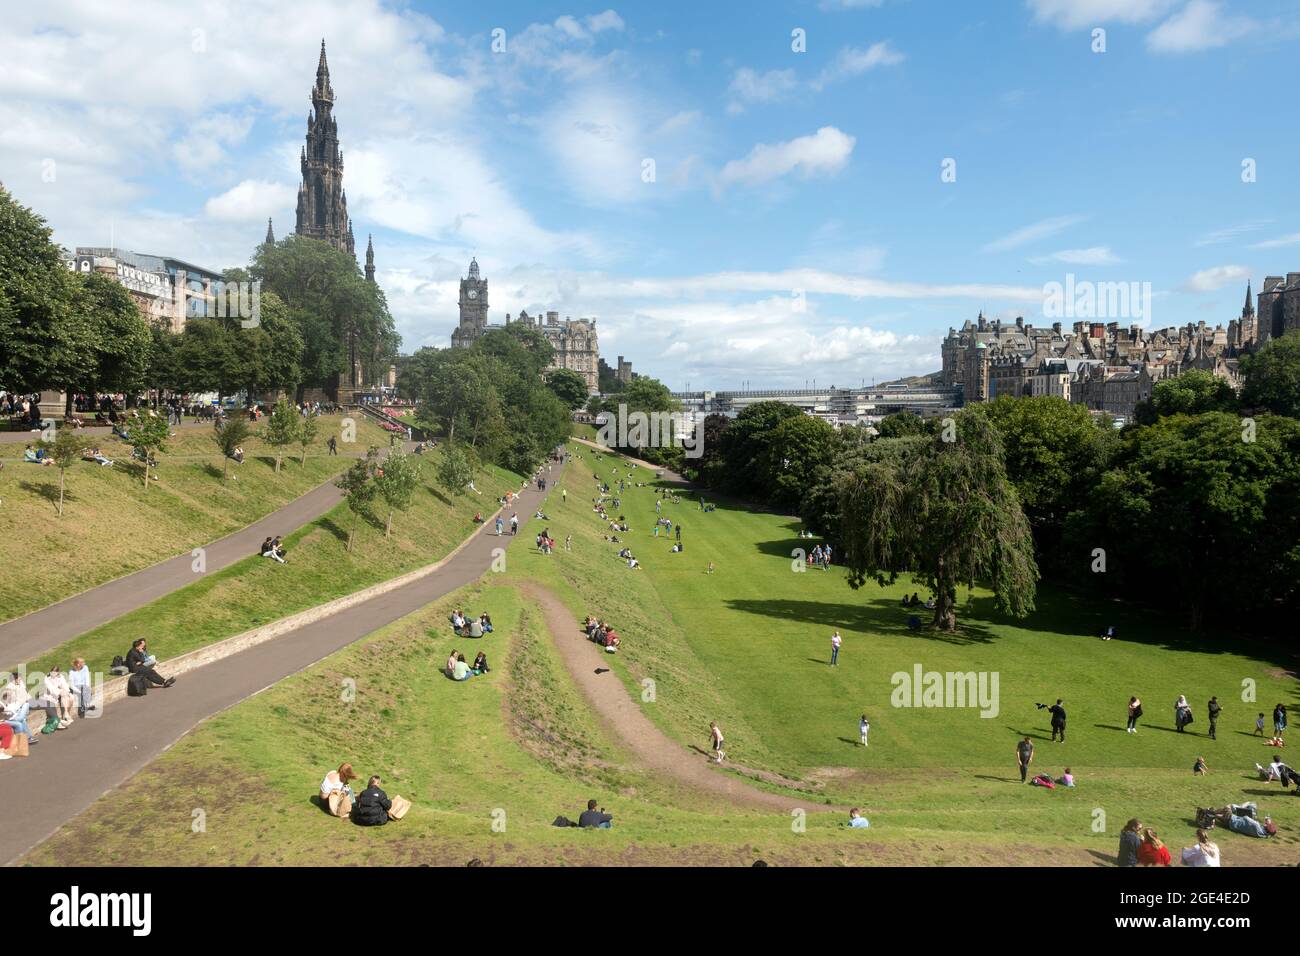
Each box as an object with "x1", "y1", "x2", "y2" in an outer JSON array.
[
  {"x1": 1180, "y1": 829, "x2": 1220, "y2": 867},
  {"x1": 44, "y1": 667, "x2": 75, "y2": 728},
  {"x1": 320, "y1": 763, "x2": 359, "y2": 817}
]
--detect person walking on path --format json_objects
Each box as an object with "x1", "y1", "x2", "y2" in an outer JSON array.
[
  {"x1": 1016, "y1": 736, "x2": 1034, "y2": 783},
  {"x1": 859, "y1": 713, "x2": 870, "y2": 747},
  {"x1": 495, "y1": 515, "x2": 504, "y2": 536},
  {"x1": 1207, "y1": 697, "x2": 1221, "y2": 740},
  {"x1": 709, "y1": 721, "x2": 725, "y2": 764},
  {"x1": 1048, "y1": 699, "x2": 1067, "y2": 742},
  {"x1": 1127, "y1": 696, "x2": 1142, "y2": 733},
  {"x1": 510, "y1": 513, "x2": 518, "y2": 536}
]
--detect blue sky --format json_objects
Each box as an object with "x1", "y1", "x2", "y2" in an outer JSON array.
[{"x1": 2, "y1": 0, "x2": 1299, "y2": 388}]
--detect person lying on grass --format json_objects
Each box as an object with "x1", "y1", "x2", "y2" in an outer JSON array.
[{"x1": 847, "y1": 808, "x2": 870, "y2": 829}]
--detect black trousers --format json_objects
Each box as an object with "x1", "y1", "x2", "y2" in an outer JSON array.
[
  {"x1": 133, "y1": 666, "x2": 167, "y2": 686},
  {"x1": 1052, "y1": 722, "x2": 1066, "y2": 741}
]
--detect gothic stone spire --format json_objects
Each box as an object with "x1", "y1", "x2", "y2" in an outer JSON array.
[{"x1": 295, "y1": 39, "x2": 354, "y2": 257}]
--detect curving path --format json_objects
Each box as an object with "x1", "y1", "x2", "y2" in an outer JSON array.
[
  {"x1": 1, "y1": 441, "x2": 413, "y2": 667},
  {"x1": 0, "y1": 466, "x2": 551, "y2": 866},
  {"x1": 518, "y1": 580, "x2": 814, "y2": 813}
]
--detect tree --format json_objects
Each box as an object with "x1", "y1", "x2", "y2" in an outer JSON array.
[
  {"x1": 0, "y1": 184, "x2": 88, "y2": 393},
  {"x1": 985, "y1": 396, "x2": 1117, "y2": 572},
  {"x1": 298, "y1": 413, "x2": 319, "y2": 466},
  {"x1": 1065, "y1": 412, "x2": 1300, "y2": 632},
  {"x1": 336, "y1": 447, "x2": 379, "y2": 552},
  {"x1": 67, "y1": 272, "x2": 151, "y2": 410},
  {"x1": 545, "y1": 368, "x2": 589, "y2": 410},
  {"x1": 759, "y1": 414, "x2": 840, "y2": 512},
  {"x1": 1241, "y1": 331, "x2": 1300, "y2": 419},
  {"x1": 212, "y1": 417, "x2": 251, "y2": 482},
  {"x1": 838, "y1": 407, "x2": 1038, "y2": 631},
  {"x1": 436, "y1": 442, "x2": 476, "y2": 499},
  {"x1": 264, "y1": 399, "x2": 300, "y2": 474},
  {"x1": 875, "y1": 410, "x2": 931, "y2": 438},
  {"x1": 129, "y1": 413, "x2": 171, "y2": 491},
  {"x1": 373, "y1": 450, "x2": 421, "y2": 537},
  {"x1": 1133, "y1": 369, "x2": 1238, "y2": 424},
  {"x1": 37, "y1": 426, "x2": 88, "y2": 516},
  {"x1": 717, "y1": 401, "x2": 804, "y2": 497}
]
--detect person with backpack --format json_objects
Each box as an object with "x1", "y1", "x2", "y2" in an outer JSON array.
[
  {"x1": 1174, "y1": 695, "x2": 1192, "y2": 733},
  {"x1": 126, "y1": 639, "x2": 175, "y2": 690},
  {"x1": 1207, "y1": 697, "x2": 1222, "y2": 740},
  {"x1": 1126, "y1": 696, "x2": 1142, "y2": 733}
]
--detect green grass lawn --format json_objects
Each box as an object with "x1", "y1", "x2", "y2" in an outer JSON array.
[
  {"x1": 0, "y1": 414, "x2": 394, "y2": 623},
  {"x1": 23, "y1": 444, "x2": 1300, "y2": 866},
  {"x1": 18, "y1": 445, "x2": 521, "y2": 676}
]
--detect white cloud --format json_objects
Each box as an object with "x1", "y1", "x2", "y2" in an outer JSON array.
[
  {"x1": 1147, "y1": 0, "x2": 1253, "y2": 52},
  {"x1": 204, "y1": 180, "x2": 297, "y2": 222},
  {"x1": 585, "y1": 10, "x2": 626, "y2": 33},
  {"x1": 982, "y1": 214, "x2": 1086, "y2": 253},
  {"x1": 173, "y1": 112, "x2": 254, "y2": 174},
  {"x1": 1181, "y1": 264, "x2": 1251, "y2": 292},
  {"x1": 1195, "y1": 220, "x2": 1271, "y2": 246},
  {"x1": 1251, "y1": 233, "x2": 1300, "y2": 250},
  {"x1": 1026, "y1": 0, "x2": 1178, "y2": 30},
  {"x1": 812, "y1": 41, "x2": 905, "y2": 89},
  {"x1": 1029, "y1": 246, "x2": 1121, "y2": 265},
  {"x1": 718, "y1": 127, "x2": 856, "y2": 188},
  {"x1": 726, "y1": 67, "x2": 799, "y2": 112}
]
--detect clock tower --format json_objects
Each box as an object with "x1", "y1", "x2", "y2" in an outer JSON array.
[{"x1": 452, "y1": 257, "x2": 489, "y2": 348}]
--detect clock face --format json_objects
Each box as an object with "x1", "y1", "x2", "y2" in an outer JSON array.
[{"x1": 468, "y1": 289, "x2": 478, "y2": 299}]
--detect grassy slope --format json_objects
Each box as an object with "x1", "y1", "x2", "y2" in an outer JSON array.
[
  {"x1": 0, "y1": 415, "x2": 393, "y2": 622},
  {"x1": 23, "y1": 446, "x2": 1300, "y2": 865},
  {"x1": 20, "y1": 445, "x2": 520, "y2": 675}
]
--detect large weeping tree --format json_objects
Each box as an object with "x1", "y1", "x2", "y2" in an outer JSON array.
[{"x1": 837, "y1": 406, "x2": 1038, "y2": 631}]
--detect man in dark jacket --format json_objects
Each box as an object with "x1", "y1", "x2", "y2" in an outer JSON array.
[
  {"x1": 353, "y1": 776, "x2": 392, "y2": 826},
  {"x1": 1207, "y1": 697, "x2": 1221, "y2": 740},
  {"x1": 1048, "y1": 699, "x2": 1067, "y2": 742},
  {"x1": 126, "y1": 639, "x2": 174, "y2": 688},
  {"x1": 578, "y1": 799, "x2": 612, "y2": 829}
]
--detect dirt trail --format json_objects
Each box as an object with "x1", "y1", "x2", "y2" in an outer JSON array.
[{"x1": 517, "y1": 578, "x2": 823, "y2": 814}]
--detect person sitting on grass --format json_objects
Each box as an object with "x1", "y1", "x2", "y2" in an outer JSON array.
[
  {"x1": 320, "y1": 763, "x2": 360, "y2": 817},
  {"x1": 847, "y1": 807, "x2": 870, "y2": 829},
  {"x1": 82, "y1": 446, "x2": 114, "y2": 466},
  {"x1": 452, "y1": 653, "x2": 476, "y2": 681},
  {"x1": 1269, "y1": 755, "x2": 1299, "y2": 789},
  {"x1": 352, "y1": 775, "x2": 393, "y2": 826},
  {"x1": 127, "y1": 639, "x2": 175, "y2": 688},
  {"x1": 479, "y1": 613, "x2": 493, "y2": 634},
  {"x1": 271, "y1": 537, "x2": 287, "y2": 560},
  {"x1": 23, "y1": 445, "x2": 51, "y2": 466},
  {"x1": 472, "y1": 512, "x2": 483, "y2": 523},
  {"x1": 1193, "y1": 755, "x2": 1209, "y2": 776},
  {"x1": 578, "y1": 799, "x2": 613, "y2": 829},
  {"x1": 1137, "y1": 829, "x2": 1171, "y2": 866},
  {"x1": 260, "y1": 537, "x2": 285, "y2": 564},
  {"x1": 1058, "y1": 768, "x2": 1075, "y2": 788},
  {"x1": 446, "y1": 651, "x2": 459, "y2": 677},
  {"x1": 450, "y1": 609, "x2": 467, "y2": 633},
  {"x1": 627, "y1": 557, "x2": 641, "y2": 569},
  {"x1": 1180, "y1": 829, "x2": 1221, "y2": 868},
  {"x1": 467, "y1": 616, "x2": 484, "y2": 638}
]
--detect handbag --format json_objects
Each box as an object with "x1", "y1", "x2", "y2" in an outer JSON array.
[{"x1": 3, "y1": 733, "x2": 29, "y2": 757}]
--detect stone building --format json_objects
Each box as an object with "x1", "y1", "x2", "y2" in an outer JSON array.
[
  {"x1": 1257, "y1": 273, "x2": 1300, "y2": 344},
  {"x1": 293, "y1": 40, "x2": 355, "y2": 257},
  {"x1": 939, "y1": 296, "x2": 1258, "y2": 419},
  {"x1": 449, "y1": 258, "x2": 600, "y2": 393}
]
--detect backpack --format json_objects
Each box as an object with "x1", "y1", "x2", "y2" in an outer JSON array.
[
  {"x1": 552, "y1": 816, "x2": 578, "y2": 828},
  {"x1": 127, "y1": 673, "x2": 149, "y2": 697}
]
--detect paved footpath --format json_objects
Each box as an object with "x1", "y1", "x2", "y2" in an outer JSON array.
[
  {"x1": 0, "y1": 442, "x2": 410, "y2": 668},
  {"x1": 1, "y1": 465, "x2": 556, "y2": 865}
]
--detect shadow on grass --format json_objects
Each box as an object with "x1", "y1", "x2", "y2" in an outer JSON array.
[
  {"x1": 317, "y1": 517, "x2": 350, "y2": 544},
  {"x1": 724, "y1": 596, "x2": 999, "y2": 646},
  {"x1": 1005, "y1": 727, "x2": 1052, "y2": 741},
  {"x1": 1084, "y1": 850, "x2": 1116, "y2": 866},
  {"x1": 17, "y1": 480, "x2": 74, "y2": 508}
]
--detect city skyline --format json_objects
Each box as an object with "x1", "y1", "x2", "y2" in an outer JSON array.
[{"x1": 3, "y1": 0, "x2": 1300, "y2": 389}]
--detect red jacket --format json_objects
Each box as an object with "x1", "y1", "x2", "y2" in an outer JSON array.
[{"x1": 1137, "y1": 841, "x2": 1171, "y2": 866}]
